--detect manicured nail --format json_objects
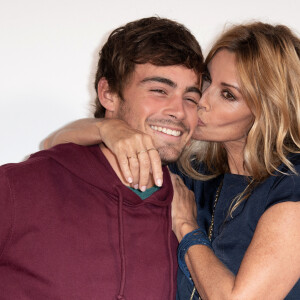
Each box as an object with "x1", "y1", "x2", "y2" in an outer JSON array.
[
  {"x1": 156, "y1": 179, "x2": 162, "y2": 187},
  {"x1": 134, "y1": 184, "x2": 139, "y2": 189},
  {"x1": 128, "y1": 177, "x2": 133, "y2": 183},
  {"x1": 140, "y1": 186, "x2": 146, "y2": 192}
]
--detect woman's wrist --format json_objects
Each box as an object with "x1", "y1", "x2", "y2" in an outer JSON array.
[
  {"x1": 177, "y1": 227, "x2": 212, "y2": 281},
  {"x1": 96, "y1": 119, "x2": 128, "y2": 145},
  {"x1": 176, "y1": 221, "x2": 199, "y2": 243}
]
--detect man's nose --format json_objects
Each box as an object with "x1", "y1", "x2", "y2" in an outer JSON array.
[{"x1": 165, "y1": 95, "x2": 186, "y2": 120}]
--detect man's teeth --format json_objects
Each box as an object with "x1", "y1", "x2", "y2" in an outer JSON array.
[{"x1": 150, "y1": 125, "x2": 181, "y2": 137}]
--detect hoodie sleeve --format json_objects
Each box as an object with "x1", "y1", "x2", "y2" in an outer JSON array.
[{"x1": 0, "y1": 168, "x2": 14, "y2": 260}]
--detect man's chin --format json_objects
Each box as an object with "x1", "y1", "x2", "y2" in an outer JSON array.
[{"x1": 157, "y1": 146, "x2": 182, "y2": 165}]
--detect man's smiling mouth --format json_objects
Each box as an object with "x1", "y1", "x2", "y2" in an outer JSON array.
[{"x1": 150, "y1": 125, "x2": 181, "y2": 137}]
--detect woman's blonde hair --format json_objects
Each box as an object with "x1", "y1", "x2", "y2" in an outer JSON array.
[{"x1": 179, "y1": 22, "x2": 300, "y2": 215}]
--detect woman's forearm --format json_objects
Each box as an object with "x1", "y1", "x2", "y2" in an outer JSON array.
[
  {"x1": 179, "y1": 202, "x2": 300, "y2": 300},
  {"x1": 43, "y1": 118, "x2": 104, "y2": 149}
]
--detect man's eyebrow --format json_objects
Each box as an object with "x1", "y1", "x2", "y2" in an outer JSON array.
[
  {"x1": 221, "y1": 82, "x2": 241, "y2": 93},
  {"x1": 140, "y1": 77, "x2": 177, "y2": 88},
  {"x1": 185, "y1": 86, "x2": 201, "y2": 96}
]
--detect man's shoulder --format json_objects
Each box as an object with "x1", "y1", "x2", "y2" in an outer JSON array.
[
  {"x1": 30, "y1": 143, "x2": 93, "y2": 161},
  {"x1": 0, "y1": 144, "x2": 100, "y2": 179},
  {"x1": 0, "y1": 149, "x2": 52, "y2": 177},
  {"x1": 1, "y1": 144, "x2": 68, "y2": 169}
]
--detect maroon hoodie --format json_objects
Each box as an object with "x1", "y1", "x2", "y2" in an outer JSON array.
[{"x1": 0, "y1": 143, "x2": 178, "y2": 300}]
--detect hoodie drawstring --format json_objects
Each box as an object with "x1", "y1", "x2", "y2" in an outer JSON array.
[
  {"x1": 115, "y1": 185, "x2": 174, "y2": 299},
  {"x1": 116, "y1": 186, "x2": 126, "y2": 300},
  {"x1": 167, "y1": 204, "x2": 174, "y2": 300}
]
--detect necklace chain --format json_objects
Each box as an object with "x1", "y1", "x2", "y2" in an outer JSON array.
[
  {"x1": 208, "y1": 180, "x2": 223, "y2": 241},
  {"x1": 190, "y1": 179, "x2": 223, "y2": 300}
]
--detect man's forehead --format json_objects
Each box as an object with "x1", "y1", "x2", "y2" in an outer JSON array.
[{"x1": 132, "y1": 63, "x2": 200, "y2": 86}]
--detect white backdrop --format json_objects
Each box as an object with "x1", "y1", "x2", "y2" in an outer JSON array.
[{"x1": 1, "y1": 0, "x2": 300, "y2": 165}]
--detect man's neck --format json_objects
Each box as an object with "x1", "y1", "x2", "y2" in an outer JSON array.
[{"x1": 100, "y1": 143, "x2": 156, "y2": 189}]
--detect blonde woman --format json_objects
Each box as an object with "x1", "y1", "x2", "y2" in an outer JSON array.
[{"x1": 44, "y1": 22, "x2": 300, "y2": 299}]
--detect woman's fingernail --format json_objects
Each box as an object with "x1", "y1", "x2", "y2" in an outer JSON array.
[
  {"x1": 128, "y1": 177, "x2": 133, "y2": 183},
  {"x1": 140, "y1": 186, "x2": 146, "y2": 192},
  {"x1": 156, "y1": 179, "x2": 162, "y2": 187},
  {"x1": 134, "y1": 184, "x2": 139, "y2": 189}
]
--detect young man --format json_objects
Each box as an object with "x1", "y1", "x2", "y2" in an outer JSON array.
[{"x1": 0, "y1": 17, "x2": 203, "y2": 299}]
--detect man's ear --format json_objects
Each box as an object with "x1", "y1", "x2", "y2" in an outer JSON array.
[{"x1": 97, "y1": 78, "x2": 119, "y2": 113}]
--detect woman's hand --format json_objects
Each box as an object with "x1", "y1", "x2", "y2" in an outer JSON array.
[
  {"x1": 100, "y1": 119, "x2": 163, "y2": 189},
  {"x1": 170, "y1": 173, "x2": 198, "y2": 242},
  {"x1": 43, "y1": 118, "x2": 163, "y2": 189}
]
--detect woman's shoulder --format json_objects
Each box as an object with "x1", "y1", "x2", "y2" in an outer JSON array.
[
  {"x1": 263, "y1": 153, "x2": 300, "y2": 208},
  {"x1": 271, "y1": 153, "x2": 300, "y2": 183}
]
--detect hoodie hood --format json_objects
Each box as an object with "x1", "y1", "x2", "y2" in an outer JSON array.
[{"x1": 32, "y1": 143, "x2": 173, "y2": 207}]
